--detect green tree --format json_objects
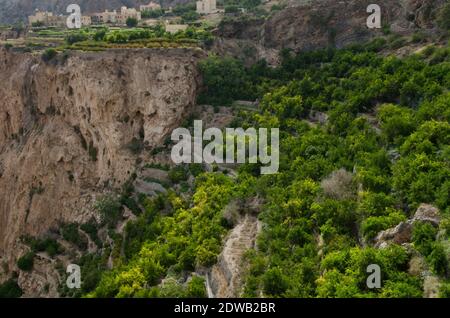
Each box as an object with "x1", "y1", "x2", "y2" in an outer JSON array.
[
  {"x1": 126, "y1": 17, "x2": 138, "y2": 28},
  {"x1": 437, "y1": 3, "x2": 450, "y2": 30},
  {"x1": 0, "y1": 279, "x2": 23, "y2": 298},
  {"x1": 17, "y1": 252, "x2": 35, "y2": 271}
]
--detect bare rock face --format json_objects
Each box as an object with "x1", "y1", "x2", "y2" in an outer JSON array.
[
  {"x1": 214, "y1": 0, "x2": 446, "y2": 64},
  {"x1": 413, "y1": 203, "x2": 440, "y2": 226},
  {"x1": 206, "y1": 214, "x2": 261, "y2": 298},
  {"x1": 0, "y1": 47, "x2": 204, "y2": 284},
  {"x1": 375, "y1": 221, "x2": 414, "y2": 248},
  {"x1": 205, "y1": 197, "x2": 263, "y2": 298}
]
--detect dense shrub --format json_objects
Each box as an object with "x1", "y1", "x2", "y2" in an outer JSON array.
[
  {"x1": 41, "y1": 48, "x2": 57, "y2": 61},
  {"x1": 95, "y1": 195, "x2": 123, "y2": 229},
  {"x1": 17, "y1": 252, "x2": 35, "y2": 271},
  {"x1": 437, "y1": 3, "x2": 450, "y2": 30},
  {"x1": 0, "y1": 279, "x2": 23, "y2": 298},
  {"x1": 60, "y1": 223, "x2": 88, "y2": 250},
  {"x1": 126, "y1": 17, "x2": 138, "y2": 28}
]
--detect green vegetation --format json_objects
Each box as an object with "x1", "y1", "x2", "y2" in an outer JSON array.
[
  {"x1": 172, "y1": 3, "x2": 197, "y2": 17},
  {"x1": 0, "y1": 279, "x2": 23, "y2": 298},
  {"x1": 225, "y1": 5, "x2": 240, "y2": 14},
  {"x1": 141, "y1": 9, "x2": 165, "y2": 19},
  {"x1": 89, "y1": 173, "x2": 255, "y2": 297},
  {"x1": 41, "y1": 48, "x2": 57, "y2": 61},
  {"x1": 17, "y1": 252, "x2": 35, "y2": 271},
  {"x1": 126, "y1": 17, "x2": 139, "y2": 28},
  {"x1": 21, "y1": 236, "x2": 63, "y2": 257},
  {"x1": 198, "y1": 55, "x2": 256, "y2": 105},
  {"x1": 437, "y1": 3, "x2": 450, "y2": 30},
  {"x1": 60, "y1": 223, "x2": 88, "y2": 250},
  {"x1": 59, "y1": 26, "x2": 213, "y2": 50},
  {"x1": 195, "y1": 41, "x2": 450, "y2": 297},
  {"x1": 182, "y1": 11, "x2": 200, "y2": 23},
  {"x1": 51, "y1": 35, "x2": 449, "y2": 298},
  {"x1": 60, "y1": 253, "x2": 109, "y2": 297},
  {"x1": 95, "y1": 194, "x2": 123, "y2": 229},
  {"x1": 168, "y1": 165, "x2": 189, "y2": 184}
]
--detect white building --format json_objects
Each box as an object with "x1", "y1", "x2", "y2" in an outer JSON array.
[{"x1": 196, "y1": 0, "x2": 217, "y2": 15}]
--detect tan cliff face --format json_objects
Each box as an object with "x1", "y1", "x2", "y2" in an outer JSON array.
[{"x1": 0, "y1": 48, "x2": 204, "y2": 280}]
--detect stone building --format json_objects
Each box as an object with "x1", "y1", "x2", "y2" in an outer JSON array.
[
  {"x1": 91, "y1": 10, "x2": 118, "y2": 24},
  {"x1": 81, "y1": 16, "x2": 92, "y2": 26},
  {"x1": 116, "y1": 6, "x2": 142, "y2": 25},
  {"x1": 91, "y1": 7, "x2": 141, "y2": 25},
  {"x1": 28, "y1": 10, "x2": 65, "y2": 27},
  {"x1": 196, "y1": 0, "x2": 217, "y2": 14}
]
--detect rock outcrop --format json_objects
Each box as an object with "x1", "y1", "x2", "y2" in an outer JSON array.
[
  {"x1": 413, "y1": 203, "x2": 441, "y2": 226},
  {"x1": 374, "y1": 204, "x2": 441, "y2": 248},
  {"x1": 206, "y1": 213, "x2": 261, "y2": 298},
  {"x1": 0, "y1": 47, "x2": 204, "y2": 287},
  {"x1": 375, "y1": 221, "x2": 414, "y2": 248},
  {"x1": 206, "y1": 197, "x2": 263, "y2": 298}
]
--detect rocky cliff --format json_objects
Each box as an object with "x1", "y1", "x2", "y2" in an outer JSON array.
[
  {"x1": 0, "y1": 47, "x2": 204, "y2": 285},
  {"x1": 213, "y1": 0, "x2": 447, "y2": 64}
]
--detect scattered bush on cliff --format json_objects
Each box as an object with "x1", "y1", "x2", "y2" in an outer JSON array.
[
  {"x1": 95, "y1": 194, "x2": 123, "y2": 229},
  {"x1": 0, "y1": 279, "x2": 23, "y2": 298},
  {"x1": 17, "y1": 252, "x2": 35, "y2": 271},
  {"x1": 437, "y1": 3, "x2": 450, "y2": 30},
  {"x1": 22, "y1": 236, "x2": 63, "y2": 257},
  {"x1": 60, "y1": 223, "x2": 88, "y2": 250},
  {"x1": 41, "y1": 48, "x2": 57, "y2": 61},
  {"x1": 65, "y1": 32, "x2": 88, "y2": 45}
]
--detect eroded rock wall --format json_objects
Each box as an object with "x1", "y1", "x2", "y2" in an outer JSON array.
[
  {"x1": 0, "y1": 47, "x2": 204, "y2": 279},
  {"x1": 213, "y1": 0, "x2": 446, "y2": 64}
]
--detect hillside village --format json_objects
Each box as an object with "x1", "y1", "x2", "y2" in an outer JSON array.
[
  {"x1": 27, "y1": 0, "x2": 222, "y2": 31},
  {"x1": 0, "y1": 0, "x2": 280, "y2": 54}
]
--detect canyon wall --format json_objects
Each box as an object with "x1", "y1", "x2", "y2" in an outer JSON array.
[
  {"x1": 213, "y1": 0, "x2": 447, "y2": 64},
  {"x1": 0, "y1": 47, "x2": 204, "y2": 279}
]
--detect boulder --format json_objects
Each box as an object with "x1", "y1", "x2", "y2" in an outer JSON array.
[
  {"x1": 413, "y1": 204, "x2": 440, "y2": 226},
  {"x1": 374, "y1": 221, "x2": 413, "y2": 248},
  {"x1": 133, "y1": 179, "x2": 167, "y2": 196}
]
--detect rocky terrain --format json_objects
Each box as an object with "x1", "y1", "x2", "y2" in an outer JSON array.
[
  {"x1": 0, "y1": 0, "x2": 448, "y2": 298},
  {"x1": 206, "y1": 198, "x2": 262, "y2": 298},
  {"x1": 0, "y1": 47, "x2": 204, "y2": 293},
  {"x1": 212, "y1": 0, "x2": 447, "y2": 64}
]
